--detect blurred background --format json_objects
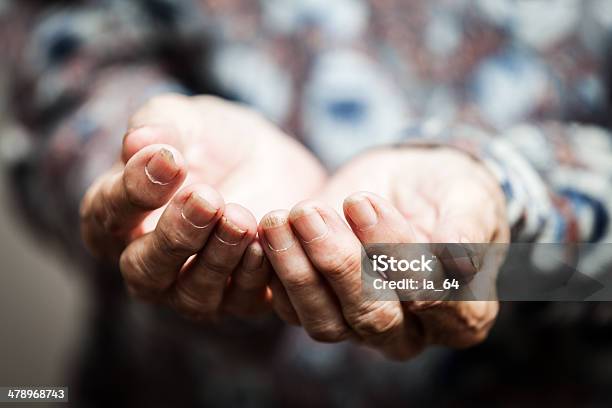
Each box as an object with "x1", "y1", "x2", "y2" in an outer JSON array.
[{"x1": 0, "y1": 65, "x2": 87, "y2": 389}]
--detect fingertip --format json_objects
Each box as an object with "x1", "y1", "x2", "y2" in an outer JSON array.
[
  {"x1": 247, "y1": 239, "x2": 264, "y2": 257},
  {"x1": 179, "y1": 185, "x2": 224, "y2": 229},
  {"x1": 123, "y1": 144, "x2": 187, "y2": 209},
  {"x1": 343, "y1": 192, "x2": 379, "y2": 231},
  {"x1": 259, "y1": 210, "x2": 294, "y2": 252},
  {"x1": 260, "y1": 210, "x2": 290, "y2": 230},
  {"x1": 223, "y1": 203, "x2": 258, "y2": 234},
  {"x1": 343, "y1": 191, "x2": 417, "y2": 244},
  {"x1": 343, "y1": 191, "x2": 391, "y2": 215},
  {"x1": 125, "y1": 143, "x2": 185, "y2": 172},
  {"x1": 291, "y1": 199, "x2": 346, "y2": 225},
  {"x1": 143, "y1": 145, "x2": 186, "y2": 186},
  {"x1": 288, "y1": 200, "x2": 332, "y2": 244},
  {"x1": 181, "y1": 184, "x2": 224, "y2": 209},
  {"x1": 343, "y1": 191, "x2": 371, "y2": 210},
  {"x1": 215, "y1": 203, "x2": 257, "y2": 245},
  {"x1": 241, "y1": 240, "x2": 266, "y2": 270},
  {"x1": 289, "y1": 199, "x2": 319, "y2": 220}
]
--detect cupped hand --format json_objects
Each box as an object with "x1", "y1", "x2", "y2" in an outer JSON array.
[
  {"x1": 80, "y1": 94, "x2": 326, "y2": 320},
  {"x1": 259, "y1": 147, "x2": 510, "y2": 359}
]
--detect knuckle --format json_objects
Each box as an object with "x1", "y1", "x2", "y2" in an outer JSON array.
[
  {"x1": 282, "y1": 273, "x2": 317, "y2": 294},
  {"x1": 98, "y1": 181, "x2": 122, "y2": 232},
  {"x1": 457, "y1": 302, "x2": 498, "y2": 344},
  {"x1": 420, "y1": 301, "x2": 498, "y2": 348},
  {"x1": 409, "y1": 300, "x2": 445, "y2": 312},
  {"x1": 306, "y1": 321, "x2": 351, "y2": 343},
  {"x1": 123, "y1": 176, "x2": 156, "y2": 210},
  {"x1": 155, "y1": 226, "x2": 199, "y2": 259},
  {"x1": 349, "y1": 302, "x2": 403, "y2": 339},
  {"x1": 119, "y1": 247, "x2": 169, "y2": 293},
  {"x1": 198, "y1": 255, "x2": 235, "y2": 279},
  {"x1": 320, "y1": 251, "x2": 361, "y2": 283}
]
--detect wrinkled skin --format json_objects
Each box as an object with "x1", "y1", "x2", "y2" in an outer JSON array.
[
  {"x1": 80, "y1": 94, "x2": 326, "y2": 319},
  {"x1": 260, "y1": 147, "x2": 509, "y2": 359},
  {"x1": 81, "y1": 94, "x2": 509, "y2": 359}
]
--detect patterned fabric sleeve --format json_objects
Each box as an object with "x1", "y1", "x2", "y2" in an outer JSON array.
[
  {"x1": 1, "y1": 0, "x2": 205, "y2": 251},
  {"x1": 402, "y1": 119, "x2": 612, "y2": 244}
]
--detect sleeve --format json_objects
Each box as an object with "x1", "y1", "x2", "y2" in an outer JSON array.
[
  {"x1": 391, "y1": 0, "x2": 612, "y2": 246},
  {"x1": 401, "y1": 119, "x2": 612, "y2": 244},
  {"x1": 0, "y1": 0, "x2": 209, "y2": 253}
]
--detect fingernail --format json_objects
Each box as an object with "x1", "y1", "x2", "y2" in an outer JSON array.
[
  {"x1": 291, "y1": 207, "x2": 328, "y2": 243},
  {"x1": 243, "y1": 243, "x2": 264, "y2": 270},
  {"x1": 145, "y1": 148, "x2": 179, "y2": 185},
  {"x1": 459, "y1": 237, "x2": 481, "y2": 270},
  {"x1": 470, "y1": 256, "x2": 481, "y2": 270},
  {"x1": 181, "y1": 192, "x2": 218, "y2": 228},
  {"x1": 345, "y1": 196, "x2": 378, "y2": 230},
  {"x1": 215, "y1": 216, "x2": 247, "y2": 245},
  {"x1": 262, "y1": 214, "x2": 294, "y2": 251}
]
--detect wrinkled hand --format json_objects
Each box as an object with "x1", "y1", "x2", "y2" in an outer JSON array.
[
  {"x1": 80, "y1": 94, "x2": 326, "y2": 320},
  {"x1": 259, "y1": 147, "x2": 509, "y2": 359}
]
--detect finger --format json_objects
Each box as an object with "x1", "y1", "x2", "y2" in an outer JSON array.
[
  {"x1": 343, "y1": 192, "x2": 446, "y2": 298},
  {"x1": 409, "y1": 300, "x2": 498, "y2": 348},
  {"x1": 269, "y1": 275, "x2": 300, "y2": 325},
  {"x1": 119, "y1": 184, "x2": 224, "y2": 299},
  {"x1": 80, "y1": 145, "x2": 187, "y2": 257},
  {"x1": 171, "y1": 203, "x2": 257, "y2": 319},
  {"x1": 427, "y1": 182, "x2": 502, "y2": 347},
  {"x1": 222, "y1": 240, "x2": 273, "y2": 318},
  {"x1": 231, "y1": 241, "x2": 270, "y2": 290},
  {"x1": 289, "y1": 200, "x2": 421, "y2": 358},
  {"x1": 343, "y1": 191, "x2": 417, "y2": 243},
  {"x1": 431, "y1": 179, "x2": 504, "y2": 282},
  {"x1": 343, "y1": 192, "x2": 496, "y2": 348},
  {"x1": 433, "y1": 178, "x2": 501, "y2": 246},
  {"x1": 259, "y1": 210, "x2": 351, "y2": 343}
]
